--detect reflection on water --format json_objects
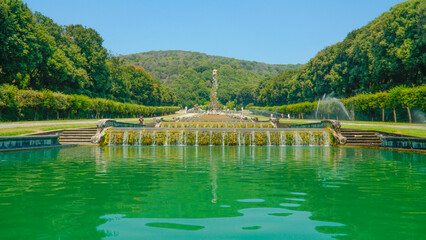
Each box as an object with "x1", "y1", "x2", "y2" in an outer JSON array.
[
  {"x1": 98, "y1": 207, "x2": 344, "y2": 240},
  {"x1": 0, "y1": 146, "x2": 425, "y2": 239}
]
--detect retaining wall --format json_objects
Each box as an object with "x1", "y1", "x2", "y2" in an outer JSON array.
[
  {"x1": 0, "y1": 135, "x2": 60, "y2": 150},
  {"x1": 380, "y1": 136, "x2": 426, "y2": 150}
]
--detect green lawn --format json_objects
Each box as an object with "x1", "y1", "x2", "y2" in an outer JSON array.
[
  {"x1": 0, "y1": 113, "x2": 187, "y2": 136},
  {"x1": 0, "y1": 124, "x2": 96, "y2": 136},
  {"x1": 342, "y1": 124, "x2": 426, "y2": 138},
  {"x1": 248, "y1": 114, "x2": 426, "y2": 138},
  {"x1": 0, "y1": 113, "x2": 424, "y2": 138}
]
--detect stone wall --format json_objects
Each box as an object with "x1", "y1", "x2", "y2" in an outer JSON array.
[
  {"x1": 379, "y1": 136, "x2": 426, "y2": 150},
  {"x1": 0, "y1": 135, "x2": 60, "y2": 150}
]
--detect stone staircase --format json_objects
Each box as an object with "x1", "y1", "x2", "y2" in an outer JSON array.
[
  {"x1": 340, "y1": 129, "x2": 382, "y2": 146},
  {"x1": 59, "y1": 127, "x2": 97, "y2": 145}
]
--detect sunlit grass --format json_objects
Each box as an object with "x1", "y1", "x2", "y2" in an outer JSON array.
[
  {"x1": 0, "y1": 130, "x2": 36, "y2": 136},
  {"x1": 248, "y1": 114, "x2": 425, "y2": 137},
  {"x1": 0, "y1": 112, "x2": 424, "y2": 137},
  {"x1": 0, "y1": 113, "x2": 187, "y2": 136},
  {"x1": 342, "y1": 125, "x2": 426, "y2": 138}
]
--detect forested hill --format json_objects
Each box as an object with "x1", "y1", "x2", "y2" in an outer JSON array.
[
  {"x1": 121, "y1": 50, "x2": 302, "y2": 107},
  {"x1": 0, "y1": 0, "x2": 176, "y2": 106},
  {"x1": 254, "y1": 0, "x2": 425, "y2": 107}
]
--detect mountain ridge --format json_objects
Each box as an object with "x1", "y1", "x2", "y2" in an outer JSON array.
[{"x1": 121, "y1": 50, "x2": 303, "y2": 106}]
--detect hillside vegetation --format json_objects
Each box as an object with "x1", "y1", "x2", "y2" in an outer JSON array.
[
  {"x1": 122, "y1": 50, "x2": 302, "y2": 107},
  {"x1": 0, "y1": 0, "x2": 176, "y2": 108},
  {"x1": 254, "y1": 0, "x2": 425, "y2": 107}
]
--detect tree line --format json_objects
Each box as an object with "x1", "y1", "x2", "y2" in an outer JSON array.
[
  {"x1": 235, "y1": 0, "x2": 425, "y2": 109},
  {"x1": 250, "y1": 85, "x2": 425, "y2": 123},
  {"x1": 0, "y1": 0, "x2": 177, "y2": 109},
  {"x1": 0, "y1": 84, "x2": 179, "y2": 121}
]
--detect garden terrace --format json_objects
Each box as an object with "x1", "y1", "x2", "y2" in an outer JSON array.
[{"x1": 103, "y1": 128, "x2": 334, "y2": 146}]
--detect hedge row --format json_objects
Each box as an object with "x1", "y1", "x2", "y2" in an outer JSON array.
[
  {"x1": 249, "y1": 85, "x2": 426, "y2": 123},
  {"x1": 0, "y1": 84, "x2": 180, "y2": 121}
]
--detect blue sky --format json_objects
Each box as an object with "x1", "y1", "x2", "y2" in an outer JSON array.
[{"x1": 25, "y1": 0, "x2": 406, "y2": 64}]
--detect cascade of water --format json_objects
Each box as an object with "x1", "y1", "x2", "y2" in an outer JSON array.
[
  {"x1": 222, "y1": 132, "x2": 225, "y2": 146},
  {"x1": 246, "y1": 123, "x2": 248, "y2": 128},
  {"x1": 179, "y1": 130, "x2": 184, "y2": 146},
  {"x1": 108, "y1": 131, "x2": 113, "y2": 145},
  {"x1": 252, "y1": 131, "x2": 255, "y2": 146},
  {"x1": 315, "y1": 93, "x2": 352, "y2": 120},
  {"x1": 195, "y1": 131, "x2": 199, "y2": 146},
  {"x1": 138, "y1": 131, "x2": 142, "y2": 145},
  {"x1": 165, "y1": 130, "x2": 169, "y2": 146},
  {"x1": 294, "y1": 131, "x2": 301, "y2": 146},
  {"x1": 123, "y1": 131, "x2": 128, "y2": 145},
  {"x1": 152, "y1": 130, "x2": 156, "y2": 146},
  {"x1": 323, "y1": 131, "x2": 330, "y2": 146},
  {"x1": 184, "y1": 132, "x2": 187, "y2": 146},
  {"x1": 315, "y1": 98, "x2": 321, "y2": 119},
  {"x1": 238, "y1": 132, "x2": 241, "y2": 146},
  {"x1": 266, "y1": 131, "x2": 271, "y2": 146},
  {"x1": 309, "y1": 131, "x2": 315, "y2": 146},
  {"x1": 280, "y1": 131, "x2": 285, "y2": 146},
  {"x1": 209, "y1": 131, "x2": 213, "y2": 146}
]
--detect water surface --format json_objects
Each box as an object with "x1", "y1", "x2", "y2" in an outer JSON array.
[{"x1": 0, "y1": 146, "x2": 425, "y2": 239}]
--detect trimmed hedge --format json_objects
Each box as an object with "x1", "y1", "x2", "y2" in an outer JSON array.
[
  {"x1": 249, "y1": 85, "x2": 426, "y2": 123},
  {"x1": 0, "y1": 84, "x2": 180, "y2": 121}
]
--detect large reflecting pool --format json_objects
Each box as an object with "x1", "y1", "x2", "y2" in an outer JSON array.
[{"x1": 0, "y1": 146, "x2": 425, "y2": 239}]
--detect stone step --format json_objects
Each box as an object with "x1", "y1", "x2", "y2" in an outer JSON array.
[
  {"x1": 61, "y1": 133, "x2": 95, "y2": 137},
  {"x1": 345, "y1": 137, "x2": 380, "y2": 140},
  {"x1": 343, "y1": 135, "x2": 378, "y2": 138},
  {"x1": 60, "y1": 137, "x2": 93, "y2": 141},
  {"x1": 60, "y1": 139, "x2": 92, "y2": 143},
  {"x1": 346, "y1": 140, "x2": 381, "y2": 143},
  {"x1": 59, "y1": 127, "x2": 97, "y2": 145},
  {"x1": 341, "y1": 131, "x2": 377, "y2": 134},
  {"x1": 341, "y1": 132, "x2": 376, "y2": 136},
  {"x1": 59, "y1": 141, "x2": 95, "y2": 145},
  {"x1": 346, "y1": 137, "x2": 380, "y2": 141},
  {"x1": 340, "y1": 129, "x2": 384, "y2": 146},
  {"x1": 62, "y1": 130, "x2": 97, "y2": 133},
  {"x1": 345, "y1": 143, "x2": 381, "y2": 146},
  {"x1": 60, "y1": 136, "x2": 92, "y2": 140},
  {"x1": 344, "y1": 134, "x2": 379, "y2": 137},
  {"x1": 341, "y1": 129, "x2": 374, "y2": 131}
]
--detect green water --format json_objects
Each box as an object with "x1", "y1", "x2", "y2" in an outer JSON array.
[{"x1": 0, "y1": 146, "x2": 425, "y2": 239}]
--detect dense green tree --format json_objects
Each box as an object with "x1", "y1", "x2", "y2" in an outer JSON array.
[
  {"x1": 122, "y1": 50, "x2": 302, "y2": 107},
  {"x1": 0, "y1": 0, "x2": 40, "y2": 87},
  {"x1": 251, "y1": 85, "x2": 425, "y2": 123},
  {"x1": 254, "y1": 0, "x2": 425, "y2": 107},
  {"x1": 64, "y1": 24, "x2": 110, "y2": 97},
  {"x1": 0, "y1": 0, "x2": 176, "y2": 109}
]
